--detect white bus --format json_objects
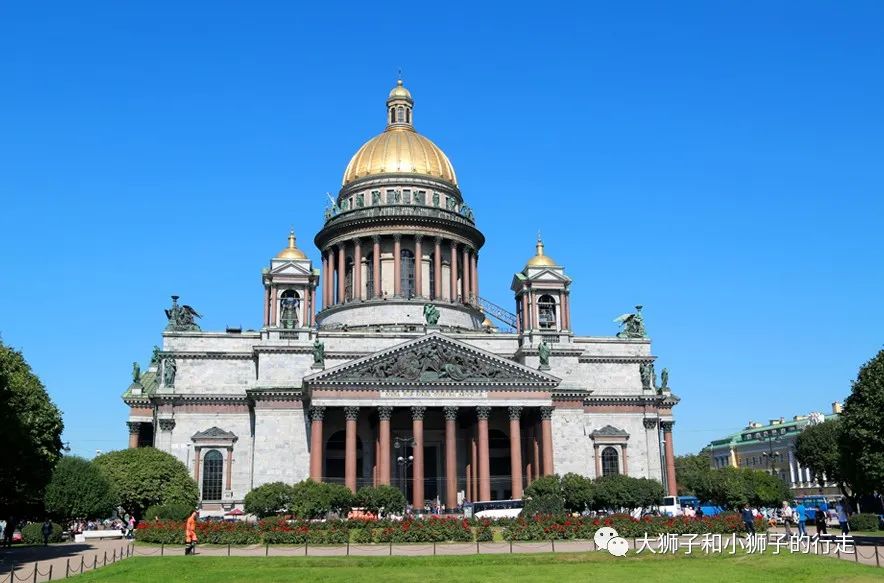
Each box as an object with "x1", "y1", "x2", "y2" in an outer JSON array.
[{"x1": 465, "y1": 499, "x2": 524, "y2": 519}]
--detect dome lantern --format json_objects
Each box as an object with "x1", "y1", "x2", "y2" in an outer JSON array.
[{"x1": 386, "y1": 79, "x2": 414, "y2": 129}]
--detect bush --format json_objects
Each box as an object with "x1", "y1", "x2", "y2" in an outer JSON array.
[
  {"x1": 244, "y1": 482, "x2": 296, "y2": 518},
  {"x1": 351, "y1": 528, "x2": 372, "y2": 543},
  {"x1": 356, "y1": 485, "x2": 406, "y2": 516},
  {"x1": 143, "y1": 503, "x2": 194, "y2": 521},
  {"x1": 848, "y1": 513, "x2": 879, "y2": 532},
  {"x1": 523, "y1": 475, "x2": 564, "y2": 516},
  {"x1": 44, "y1": 456, "x2": 117, "y2": 521},
  {"x1": 21, "y1": 522, "x2": 62, "y2": 544},
  {"x1": 289, "y1": 480, "x2": 353, "y2": 519}
]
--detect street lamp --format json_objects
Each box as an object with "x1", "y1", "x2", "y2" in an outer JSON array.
[
  {"x1": 394, "y1": 437, "x2": 416, "y2": 503},
  {"x1": 760, "y1": 428, "x2": 786, "y2": 477}
]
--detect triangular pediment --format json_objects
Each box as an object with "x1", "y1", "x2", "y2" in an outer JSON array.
[
  {"x1": 305, "y1": 332, "x2": 560, "y2": 388},
  {"x1": 270, "y1": 262, "x2": 312, "y2": 276},
  {"x1": 192, "y1": 426, "x2": 238, "y2": 441},
  {"x1": 525, "y1": 268, "x2": 571, "y2": 283}
]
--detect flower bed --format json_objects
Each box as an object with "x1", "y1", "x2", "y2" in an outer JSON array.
[
  {"x1": 135, "y1": 513, "x2": 764, "y2": 545},
  {"x1": 503, "y1": 513, "x2": 766, "y2": 541}
]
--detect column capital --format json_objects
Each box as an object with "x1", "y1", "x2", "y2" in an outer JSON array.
[
  {"x1": 661, "y1": 420, "x2": 675, "y2": 432},
  {"x1": 444, "y1": 406, "x2": 458, "y2": 421},
  {"x1": 411, "y1": 406, "x2": 426, "y2": 420},
  {"x1": 643, "y1": 417, "x2": 659, "y2": 429},
  {"x1": 310, "y1": 406, "x2": 326, "y2": 421},
  {"x1": 127, "y1": 421, "x2": 140, "y2": 434},
  {"x1": 414, "y1": 233, "x2": 424, "y2": 243},
  {"x1": 158, "y1": 418, "x2": 176, "y2": 431},
  {"x1": 508, "y1": 406, "x2": 523, "y2": 420},
  {"x1": 353, "y1": 236, "x2": 363, "y2": 247},
  {"x1": 393, "y1": 233, "x2": 402, "y2": 242},
  {"x1": 434, "y1": 235, "x2": 443, "y2": 246},
  {"x1": 540, "y1": 406, "x2": 554, "y2": 420},
  {"x1": 476, "y1": 406, "x2": 491, "y2": 420},
  {"x1": 344, "y1": 406, "x2": 360, "y2": 421},
  {"x1": 372, "y1": 234, "x2": 381, "y2": 244},
  {"x1": 378, "y1": 406, "x2": 393, "y2": 421}
]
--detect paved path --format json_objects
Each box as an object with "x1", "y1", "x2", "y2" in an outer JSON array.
[{"x1": 0, "y1": 539, "x2": 131, "y2": 582}]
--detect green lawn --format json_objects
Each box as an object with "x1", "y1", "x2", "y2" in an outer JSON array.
[{"x1": 72, "y1": 552, "x2": 881, "y2": 582}]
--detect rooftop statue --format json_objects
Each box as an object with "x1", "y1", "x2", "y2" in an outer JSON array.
[
  {"x1": 639, "y1": 362, "x2": 653, "y2": 390},
  {"x1": 164, "y1": 295, "x2": 202, "y2": 332},
  {"x1": 614, "y1": 305, "x2": 647, "y2": 339},
  {"x1": 150, "y1": 345, "x2": 161, "y2": 367},
  {"x1": 162, "y1": 357, "x2": 176, "y2": 388},
  {"x1": 538, "y1": 340, "x2": 551, "y2": 368},
  {"x1": 661, "y1": 368, "x2": 669, "y2": 390},
  {"x1": 131, "y1": 362, "x2": 141, "y2": 384},
  {"x1": 423, "y1": 303, "x2": 440, "y2": 326},
  {"x1": 313, "y1": 339, "x2": 325, "y2": 367}
]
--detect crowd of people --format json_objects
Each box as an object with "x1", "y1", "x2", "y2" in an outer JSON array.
[{"x1": 740, "y1": 499, "x2": 854, "y2": 536}]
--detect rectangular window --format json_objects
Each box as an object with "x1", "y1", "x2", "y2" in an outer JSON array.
[
  {"x1": 403, "y1": 189, "x2": 411, "y2": 204},
  {"x1": 386, "y1": 190, "x2": 396, "y2": 204}
]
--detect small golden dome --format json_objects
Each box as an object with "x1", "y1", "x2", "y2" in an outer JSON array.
[
  {"x1": 526, "y1": 235, "x2": 557, "y2": 267},
  {"x1": 275, "y1": 229, "x2": 307, "y2": 260},
  {"x1": 388, "y1": 79, "x2": 413, "y2": 102}
]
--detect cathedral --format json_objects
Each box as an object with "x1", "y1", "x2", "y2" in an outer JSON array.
[{"x1": 123, "y1": 80, "x2": 680, "y2": 514}]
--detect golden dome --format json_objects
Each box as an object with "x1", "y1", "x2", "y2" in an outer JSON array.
[
  {"x1": 275, "y1": 229, "x2": 307, "y2": 260},
  {"x1": 388, "y1": 79, "x2": 412, "y2": 102},
  {"x1": 342, "y1": 80, "x2": 457, "y2": 186},
  {"x1": 526, "y1": 235, "x2": 557, "y2": 267}
]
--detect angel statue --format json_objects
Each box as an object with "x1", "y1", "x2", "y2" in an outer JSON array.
[
  {"x1": 614, "y1": 305, "x2": 646, "y2": 339},
  {"x1": 660, "y1": 368, "x2": 669, "y2": 390},
  {"x1": 423, "y1": 303, "x2": 440, "y2": 326},
  {"x1": 164, "y1": 295, "x2": 202, "y2": 332},
  {"x1": 132, "y1": 362, "x2": 141, "y2": 384}
]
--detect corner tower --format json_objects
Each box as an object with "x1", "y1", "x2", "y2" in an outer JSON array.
[
  {"x1": 314, "y1": 80, "x2": 485, "y2": 332},
  {"x1": 511, "y1": 235, "x2": 573, "y2": 343}
]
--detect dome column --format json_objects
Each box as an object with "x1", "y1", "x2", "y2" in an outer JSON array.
[
  {"x1": 414, "y1": 235, "x2": 423, "y2": 299},
  {"x1": 472, "y1": 252, "x2": 479, "y2": 303},
  {"x1": 325, "y1": 248, "x2": 335, "y2": 308},
  {"x1": 449, "y1": 240, "x2": 459, "y2": 302},
  {"x1": 372, "y1": 236, "x2": 381, "y2": 298},
  {"x1": 337, "y1": 244, "x2": 346, "y2": 304},
  {"x1": 393, "y1": 234, "x2": 402, "y2": 297},
  {"x1": 433, "y1": 237, "x2": 443, "y2": 300},
  {"x1": 462, "y1": 245, "x2": 470, "y2": 304},
  {"x1": 353, "y1": 238, "x2": 363, "y2": 301}
]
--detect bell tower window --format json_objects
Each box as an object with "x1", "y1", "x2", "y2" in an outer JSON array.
[
  {"x1": 538, "y1": 294, "x2": 557, "y2": 329},
  {"x1": 279, "y1": 290, "x2": 300, "y2": 329}
]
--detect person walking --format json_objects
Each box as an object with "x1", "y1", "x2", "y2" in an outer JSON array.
[
  {"x1": 795, "y1": 501, "x2": 807, "y2": 537},
  {"x1": 41, "y1": 519, "x2": 53, "y2": 546},
  {"x1": 741, "y1": 504, "x2": 756, "y2": 534},
  {"x1": 184, "y1": 510, "x2": 198, "y2": 555},
  {"x1": 780, "y1": 501, "x2": 794, "y2": 537},
  {"x1": 814, "y1": 507, "x2": 828, "y2": 537},
  {"x1": 836, "y1": 500, "x2": 850, "y2": 535}
]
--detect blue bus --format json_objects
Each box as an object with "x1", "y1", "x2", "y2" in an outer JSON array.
[
  {"x1": 797, "y1": 496, "x2": 829, "y2": 513},
  {"x1": 678, "y1": 496, "x2": 723, "y2": 517}
]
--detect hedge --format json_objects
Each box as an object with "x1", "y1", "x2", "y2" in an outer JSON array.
[
  {"x1": 847, "y1": 513, "x2": 880, "y2": 532},
  {"x1": 21, "y1": 522, "x2": 63, "y2": 544},
  {"x1": 143, "y1": 503, "x2": 194, "y2": 521},
  {"x1": 135, "y1": 514, "x2": 763, "y2": 545}
]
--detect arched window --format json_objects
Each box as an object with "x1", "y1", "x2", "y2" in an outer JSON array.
[
  {"x1": 538, "y1": 294, "x2": 557, "y2": 329},
  {"x1": 344, "y1": 257, "x2": 354, "y2": 301},
  {"x1": 428, "y1": 253, "x2": 436, "y2": 300},
  {"x1": 202, "y1": 450, "x2": 224, "y2": 501},
  {"x1": 601, "y1": 447, "x2": 620, "y2": 477},
  {"x1": 400, "y1": 249, "x2": 415, "y2": 298},
  {"x1": 365, "y1": 253, "x2": 374, "y2": 298},
  {"x1": 279, "y1": 290, "x2": 300, "y2": 329}
]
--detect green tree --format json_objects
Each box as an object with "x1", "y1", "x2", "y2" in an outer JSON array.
[
  {"x1": 592, "y1": 475, "x2": 663, "y2": 511},
  {"x1": 0, "y1": 340, "x2": 64, "y2": 522},
  {"x1": 243, "y1": 482, "x2": 296, "y2": 518},
  {"x1": 44, "y1": 456, "x2": 117, "y2": 521},
  {"x1": 742, "y1": 469, "x2": 791, "y2": 508},
  {"x1": 839, "y1": 350, "x2": 884, "y2": 496},
  {"x1": 523, "y1": 475, "x2": 565, "y2": 515},
  {"x1": 561, "y1": 473, "x2": 594, "y2": 513},
  {"x1": 675, "y1": 453, "x2": 713, "y2": 496},
  {"x1": 795, "y1": 418, "x2": 850, "y2": 496},
  {"x1": 93, "y1": 447, "x2": 198, "y2": 519},
  {"x1": 693, "y1": 467, "x2": 748, "y2": 510},
  {"x1": 356, "y1": 485, "x2": 406, "y2": 515},
  {"x1": 289, "y1": 480, "x2": 353, "y2": 519}
]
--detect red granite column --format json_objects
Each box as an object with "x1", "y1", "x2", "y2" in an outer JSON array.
[
  {"x1": 309, "y1": 406, "x2": 325, "y2": 482},
  {"x1": 471, "y1": 252, "x2": 479, "y2": 302},
  {"x1": 622, "y1": 443, "x2": 629, "y2": 476},
  {"x1": 433, "y1": 237, "x2": 443, "y2": 299},
  {"x1": 263, "y1": 288, "x2": 270, "y2": 327},
  {"x1": 444, "y1": 407, "x2": 458, "y2": 510},
  {"x1": 412, "y1": 406, "x2": 426, "y2": 508},
  {"x1": 461, "y1": 245, "x2": 470, "y2": 303},
  {"x1": 470, "y1": 433, "x2": 478, "y2": 501},
  {"x1": 372, "y1": 236, "x2": 381, "y2": 298},
  {"x1": 344, "y1": 407, "x2": 359, "y2": 493},
  {"x1": 393, "y1": 234, "x2": 402, "y2": 297},
  {"x1": 449, "y1": 240, "x2": 458, "y2": 301},
  {"x1": 562, "y1": 292, "x2": 570, "y2": 330},
  {"x1": 508, "y1": 407, "x2": 523, "y2": 499},
  {"x1": 194, "y1": 448, "x2": 201, "y2": 483},
  {"x1": 337, "y1": 244, "x2": 346, "y2": 304},
  {"x1": 477, "y1": 406, "x2": 491, "y2": 501},
  {"x1": 662, "y1": 421, "x2": 677, "y2": 495},
  {"x1": 521, "y1": 292, "x2": 530, "y2": 330},
  {"x1": 541, "y1": 406, "x2": 554, "y2": 475},
  {"x1": 414, "y1": 235, "x2": 423, "y2": 298},
  {"x1": 325, "y1": 249, "x2": 335, "y2": 308},
  {"x1": 269, "y1": 287, "x2": 278, "y2": 327},
  {"x1": 532, "y1": 423, "x2": 541, "y2": 480},
  {"x1": 310, "y1": 286, "x2": 316, "y2": 326},
  {"x1": 378, "y1": 406, "x2": 392, "y2": 485},
  {"x1": 226, "y1": 447, "x2": 233, "y2": 490},
  {"x1": 127, "y1": 422, "x2": 139, "y2": 449},
  {"x1": 353, "y1": 238, "x2": 363, "y2": 301},
  {"x1": 465, "y1": 464, "x2": 472, "y2": 502}
]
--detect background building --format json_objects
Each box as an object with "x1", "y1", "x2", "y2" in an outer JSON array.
[
  {"x1": 705, "y1": 402, "x2": 842, "y2": 497},
  {"x1": 122, "y1": 81, "x2": 680, "y2": 514}
]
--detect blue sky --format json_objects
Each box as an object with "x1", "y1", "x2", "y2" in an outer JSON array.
[{"x1": 1, "y1": 2, "x2": 882, "y2": 458}]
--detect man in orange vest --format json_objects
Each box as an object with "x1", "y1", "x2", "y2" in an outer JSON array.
[{"x1": 185, "y1": 510, "x2": 198, "y2": 555}]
